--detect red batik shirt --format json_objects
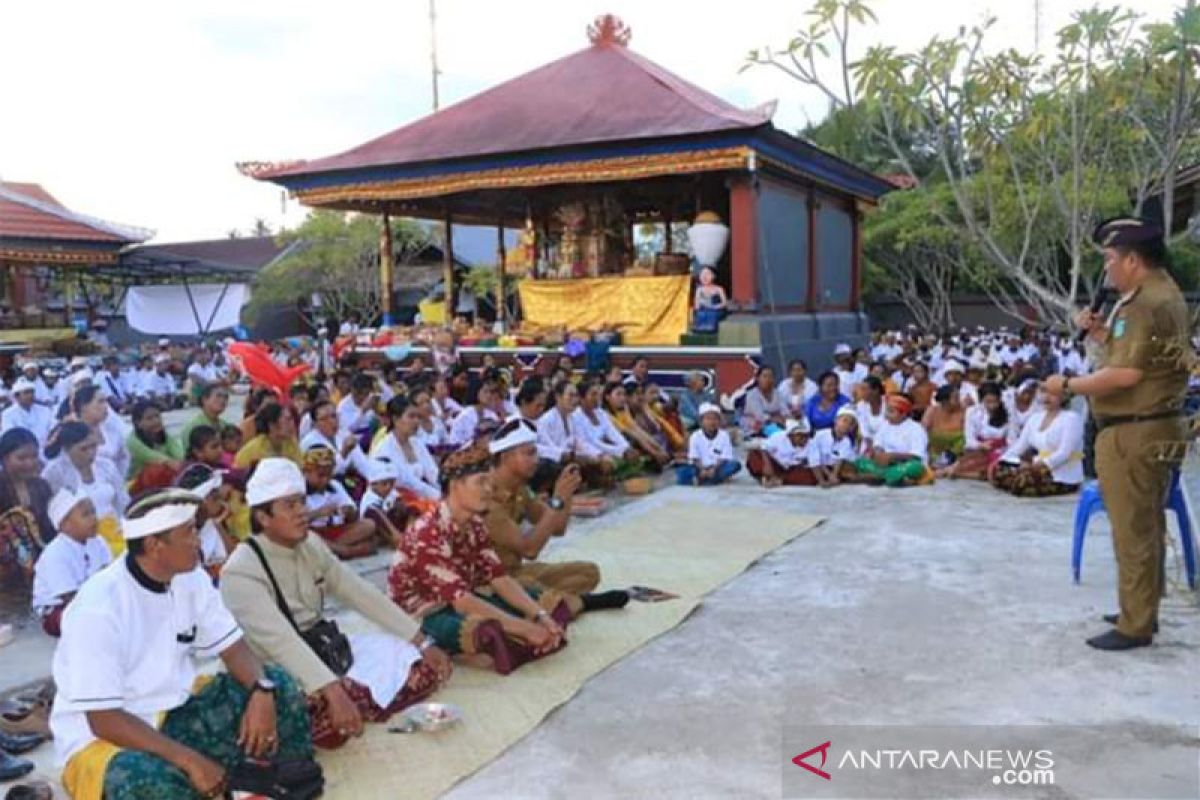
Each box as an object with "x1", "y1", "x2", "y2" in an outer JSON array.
[{"x1": 388, "y1": 502, "x2": 506, "y2": 617}]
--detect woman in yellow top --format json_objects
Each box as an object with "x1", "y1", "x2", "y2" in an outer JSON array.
[{"x1": 234, "y1": 403, "x2": 302, "y2": 470}]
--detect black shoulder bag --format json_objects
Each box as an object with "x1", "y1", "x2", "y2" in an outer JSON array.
[{"x1": 245, "y1": 538, "x2": 354, "y2": 676}]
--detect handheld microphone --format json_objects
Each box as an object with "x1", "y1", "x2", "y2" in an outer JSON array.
[{"x1": 1076, "y1": 287, "x2": 1112, "y2": 342}]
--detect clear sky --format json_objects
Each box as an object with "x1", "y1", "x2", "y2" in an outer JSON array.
[{"x1": 0, "y1": 0, "x2": 1181, "y2": 243}]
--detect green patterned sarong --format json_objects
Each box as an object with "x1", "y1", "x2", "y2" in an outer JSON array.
[
  {"x1": 102, "y1": 665, "x2": 313, "y2": 800},
  {"x1": 852, "y1": 457, "x2": 928, "y2": 487}
]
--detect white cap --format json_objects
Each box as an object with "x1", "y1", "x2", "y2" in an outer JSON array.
[
  {"x1": 158, "y1": 337, "x2": 170, "y2": 347},
  {"x1": 366, "y1": 457, "x2": 400, "y2": 483},
  {"x1": 12, "y1": 378, "x2": 36, "y2": 394},
  {"x1": 488, "y1": 417, "x2": 538, "y2": 454},
  {"x1": 122, "y1": 492, "x2": 201, "y2": 541},
  {"x1": 834, "y1": 343, "x2": 852, "y2": 356},
  {"x1": 154, "y1": 353, "x2": 170, "y2": 365},
  {"x1": 968, "y1": 356, "x2": 988, "y2": 371},
  {"x1": 784, "y1": 417, "x2": 812, "y2": 435},
  {"x1": 41, "y1": 368, "x2": 57, "y2": 379},
  {"x1": 835, "y1": 405, "x2": 859, "y2": 420},
  {"x1": 246, "y1": 458, "x2": 306, "y2": 507},
  {"x1": 188, "y1": 471, "x2": 224, "y2": 501},
  {"x1": 69, "y1": 356, "x2": 89, "y2": 369},
  {"x1": 49, "y1": 489, "x2": 90, "y2": 530},
  {"x1": 942, "y1": 360, "x2": 965, "y2": 374},
  {"x1": 19, "y1": 360, "x2": 37, "y2": 371},
  {"x1": 69, "y1": 369, "x2": 94, "y2": 388},
  {"x1": 698, "y1": 402, "x2": 721, "y2": 419}
]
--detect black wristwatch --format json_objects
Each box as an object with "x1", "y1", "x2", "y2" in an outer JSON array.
[
  {"x1": 251, "y1": 677, "x2": 277, "y2": 696},
  {"x1": 547, "y1": 496, "x2": 565, "y2": 511}
]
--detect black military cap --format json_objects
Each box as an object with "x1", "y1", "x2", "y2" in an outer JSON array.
[{"x1": 1092, "y1": 216, "x2": 1164, "y2": 248}]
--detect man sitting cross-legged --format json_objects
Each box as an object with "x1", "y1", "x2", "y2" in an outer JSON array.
[
  {"x1": 848, "y1": 394, "x2": 931, "y2": 488},
  {"x1": 50, "y1": 488, "x2": 315, "y2": 800},
  {"x1": 485, "y1": 417, "x2": 630, "y2": 609},
  {"x1": 221, "y1": 458, "x2": 452, "y2": 750},
  {"x1": 388, "y1": 445, "x2": 581, "y2": 675}
]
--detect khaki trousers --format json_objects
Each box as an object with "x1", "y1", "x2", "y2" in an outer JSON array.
[
  {"x1": 1094, "y1": 418, "x2": 1183, "y2": 638},
  {"x1": 512, "y1": 559, "x2": 601, "y2": 595}
]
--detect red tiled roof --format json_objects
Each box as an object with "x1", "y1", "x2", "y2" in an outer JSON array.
[
  {"x1": 0, "y1": 181, "x2": 149, "y2": 244},
  {"x1": 262, "y1": 29, "x2": 770, "y2": 179}
]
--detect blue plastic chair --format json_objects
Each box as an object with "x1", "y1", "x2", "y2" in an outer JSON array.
[{"x1": 1071, "y1": 470, "x2": 1196, "y2": 588}]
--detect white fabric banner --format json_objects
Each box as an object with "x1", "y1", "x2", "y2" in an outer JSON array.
[{"x1": 124, "y1": 284, "x2": 249, "y2": 335}]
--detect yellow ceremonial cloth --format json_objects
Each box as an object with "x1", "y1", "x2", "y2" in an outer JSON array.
[
  {"x1": 419, "y1": 298, "x2": 446, "y2": 325},
  {"x1": 518, "y1": 275, "x2": 691, "y2": 346},
  {"x1": 98, "y1": 516, "x2": 125, "y2": 557}
]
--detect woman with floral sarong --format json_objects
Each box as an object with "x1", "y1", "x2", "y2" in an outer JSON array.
[{"x1": 940, "y1": 382, "x2": 1012, "y2": 480}]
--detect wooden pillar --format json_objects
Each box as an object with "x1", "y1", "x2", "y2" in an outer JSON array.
[
  {"x1": 663, "y1": 209, "x2": 674, "y2": 255},
  {"x1": 728, "y1": 178, "x2": 758, "y2": 308},
  {"x1": 850, "y1": 202, "x2": 863, "y2": 311},
  {"x1": 380, "y1": 213, "x2": 395, "y2": 327},
  {"x1": 495, "y1": 221, "x2": 507, "y2": 330},
  {"x1": 442, "y1": 211, "x2": 454, "y2": 327},
  {"x1": 806, "y1": 189, "x2": 818, "y2": 312}
]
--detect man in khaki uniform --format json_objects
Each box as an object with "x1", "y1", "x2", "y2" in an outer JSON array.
[
  {"x1": 485, "y1": 418, "x2": 629, "y2": 609},
  {"x1": 1045, "y1": 217, "x2": 1191, "y2": 651}
]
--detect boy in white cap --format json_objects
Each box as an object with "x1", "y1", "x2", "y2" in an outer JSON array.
[
  {"x1": 812, "y1": 406, "x2": 862, "y2": 487},
  {"x1": 31, "y1": 490, "x2": 111, "y2": 636},
  {"x1": 833, "y1": 344, "x2": 867, "y2": 398},
  {"x1": 139, "y1": 354, "x2": 180, "y2": 409},
  {"x1": 358, "y1": 456, "x2": 405, "y2": 543},
  {"x1": 678, "y1": 403, "x2": 741, "y2": 486},
  {"x1": 50, "y1": 487, "x2": 314, "y2": 800},
  {"x1": 37, "y1": 367, "x2": 67, "y2": 408},
  {"x1": 748, "y1": 417, "x2": 819, "y2": 487},
  {"x1": 221, "y1": 458, "x2": 451, "y2": 749},
  {"x1": 1, "y1": 377, "x2": 52, "y2": 447}
]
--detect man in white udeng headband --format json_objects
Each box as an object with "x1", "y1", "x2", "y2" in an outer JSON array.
[
  {"x1": 49, "y1": 488, "x2": 314, "y2": 800},
  {"x1": 220, "y1": 458, "x2": 452, "y2": 750}
]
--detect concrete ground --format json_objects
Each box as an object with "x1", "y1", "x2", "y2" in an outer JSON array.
[{"x1": 3, "y1": 416, "x2": 1198, "y2": 797}]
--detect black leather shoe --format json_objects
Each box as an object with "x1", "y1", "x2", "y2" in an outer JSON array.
[
  {"x1": 0, "y1": 749, "x2": 34, "y2": 782},
  {"x1": 1102, "y1": 614, "x2": 1158, "y2": 633},
  {"x1": 0, "y1": 731, "x2": 43, "y2": 756},
  {"x1": 1086, "y1": 629, "x2": 1152, "y2": 651}
]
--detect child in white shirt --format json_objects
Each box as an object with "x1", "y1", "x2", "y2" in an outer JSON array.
[
  {"x1": 32, "y1": 490, "x2": 111, "y2": 636},
  {"x1": 677, "y1": 403, "x2": 741, "y2": 486}
]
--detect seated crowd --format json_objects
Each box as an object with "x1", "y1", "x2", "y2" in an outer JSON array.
[{"x1": 0, "y1": 325, "x2": 1092, "y2": 794}]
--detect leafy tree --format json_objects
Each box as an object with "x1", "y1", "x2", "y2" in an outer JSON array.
[{"x1": 247, "y1": 210, "x2": 432, "y2": 329}]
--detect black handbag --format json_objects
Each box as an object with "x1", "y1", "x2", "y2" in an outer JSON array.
[{"x1": 245, "y1": 538, "x2": 354, "y2": 676}]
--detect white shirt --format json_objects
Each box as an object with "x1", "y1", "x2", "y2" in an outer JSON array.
[
  {"x1": 964, "y1": 404, "x2": 1012, "y2": 450},
  {"x1": 855, "y1": 400, "x2": 887, "y2": 447},
  {"x1": 959, "y1": 382, "x2": 980, "y2": 407},
  {"x1": 874, "y1": 419, "x2": 929, "y2": 464},
  {"x1": 431, "y1": 396, "x2": 462, "y2": 423},
  {"x1": 572, "y1": 407, "x2": 628, "y2": 459},
  {"x1": 536, "y1": 408, "x2": 578, "y2": 462},
  {"x1": 187, "y1": 362, "x2": 220, "y2": 387},
  {"x1": 100, "y1": 371, "x2": 131, "y2": 406},
  {"x1": 764, "y1": 431, "x2": 818, "y2": 468},
  {"x1": 359, "y1": 485, "x2": 397, "y2": 519},
  {"x1": 688, "y1": 429, "x2": 735, "y2": 468},
  {"x1": 834, "y1": 365, "x2": 868, "y2": 398},
  {"x1": 306, "y1": 481, "x2": 356, "y2": 528},
  {"x1": 812, "y1": 429, "x2": 858, "y2": 466},
  {"x1": 301, "y1": 429, "x2": 371, "y2": 478},
  {"x1": 1, "y1": 402, "x2": 53, "y2": 447},
  {"x1": 337, "y1": 395, "x2": 376, "y2": 435},
  {"x1": 96, "y1": 413, "x2": 130, "y2": 479},
  {"x1": 36, "y1": 379, "x2": 66, "y2": 407},
  {"x1": 42, "y1": 457, "x2": 129, "y2": 520},
  {"x1": 1000, "y1": 409, "x2": 1085, "y2": 485},
  {"x1": 1004, "y1": 396, "x2": 1041, "y2": 442},
  {"x1": 139, "y1": 370, "x2": 177, "y2": 399},
  {"x1": 196, "y1": 520, "x2": 227, "y2": 566},
  {"x1": 31, "y1": 534, "x2": 112, "y2": 614},
  {"x1": 371, "y1": 433, "x2": 441, "y2": 499},
  {"x1": 415, "y1": 418, "x2": 447, "y2": 451},
  {"x1": 447, "y1": 406, "x2": 500, "y2": 448},
  {"x1": 779, "y1": 378, "x2": 818, "y2": 417},
  {"x1": 50, "y1": 559, "x2": 242, "y2": 764}
]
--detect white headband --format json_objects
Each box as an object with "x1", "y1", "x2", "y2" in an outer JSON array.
[
  {"x1": 488, "y1": 418, "x2": 537, "y2": 454},
  {"x1": 186, "y1": 473, "x2": 224, "y2": 501},
  {"x1": 123, "y1": 502, "x2": 199, "y2": 540}
]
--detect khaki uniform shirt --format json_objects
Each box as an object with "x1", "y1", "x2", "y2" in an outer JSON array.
[
  {"x1": 485, "y1": 483, "x2": 546, "y2": 574},
  {"x1": 1091, "y1": 270, "x2": 1190, "y2": 418}
]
